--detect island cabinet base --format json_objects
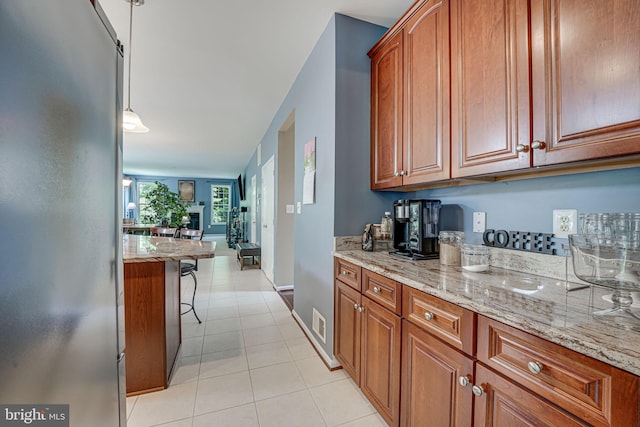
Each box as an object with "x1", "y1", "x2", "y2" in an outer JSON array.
[{"x1": 124, "y1": 260, "x2": 181, "y2": 396}]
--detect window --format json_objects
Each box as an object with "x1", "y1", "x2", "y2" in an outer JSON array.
[
  {"x1": 137, "y1": 181, "x2": 158, "y2": 223},
  {"x1": 210, "y1": 184, "x2": 231, "y2": 225}
]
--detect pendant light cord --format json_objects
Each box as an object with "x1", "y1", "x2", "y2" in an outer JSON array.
[{"x1": 127, "y1": 0, "x2": 134, "y2": 109}]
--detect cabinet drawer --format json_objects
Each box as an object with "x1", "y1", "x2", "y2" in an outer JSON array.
[
  {"x1": 335, "y1": 258, "x2": 361, "y2": 291},
  {"x1": 363, "y1": 270, "x2": 401, "y2": 315},
  {"x1": 478, "y1": 316, "x2": 639, "y2": 427},
  {"x1": 402, "y1": 286, "x2": 475, "y2": 355}
]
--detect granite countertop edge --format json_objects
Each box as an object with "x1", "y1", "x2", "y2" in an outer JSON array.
[
  {"x1": 334, "y1": 250, "x2": 640, "y2": 377},
  {"x1": 123, "y1": 235, "x2": 216, "y2": 264}
]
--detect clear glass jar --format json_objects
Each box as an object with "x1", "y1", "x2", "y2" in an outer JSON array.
[
  {"x1": 438, "y1": 231, "x2": 464, "y2": 266},
  {"x1": 461, "y1": 244, "x2": 489, "y2": 272},
  {"x1": 380, "y1": 211, "x2": 393, "y2": 240}
]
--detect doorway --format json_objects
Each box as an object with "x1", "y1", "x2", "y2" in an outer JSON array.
[
  {"x1": 275, "y1": 111, "x2": 295, "y2": 291},
  {"x1": 260, "y1": 156, "x2": 275, "y2": 283}
]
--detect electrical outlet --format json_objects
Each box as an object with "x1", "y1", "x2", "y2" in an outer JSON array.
[
  {"x1": 473, "y1": 212, "x2": 486, "y2": 233},
  {"x1": 553, "y1": 209, "x2": 577, "y2": 238}
]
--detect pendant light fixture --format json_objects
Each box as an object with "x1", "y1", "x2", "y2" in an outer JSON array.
[{"x1": 123, "y1": 0, "x2": 149, "y2": 133}]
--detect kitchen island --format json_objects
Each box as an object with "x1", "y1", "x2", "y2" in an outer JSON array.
[{"x1": 123, "y1": 234, "x2": 215, "y2": 395}]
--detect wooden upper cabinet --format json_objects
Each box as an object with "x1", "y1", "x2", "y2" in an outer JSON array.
[
  {"x1": 450, "y1": 0, "x2": 531, "y2": 177},
  {"x1": 531, "y1": 0, "x2": 640, "y2": 165},
  {"x1": 370, "y1": 31, "x2": 404, "y2": 189},
  {"x1": 403, "y1": 0, "x2": 450, "y2": 184},
  {"x1": 370, "y1": 0, "x2": 450, "y2": 189}
]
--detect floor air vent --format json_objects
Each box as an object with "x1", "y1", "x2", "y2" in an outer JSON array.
[{"x1": 312, "y1": 308, "x2": 326, "y2": 343}]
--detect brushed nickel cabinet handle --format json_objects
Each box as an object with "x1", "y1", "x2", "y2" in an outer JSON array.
[
  {"x1": 373, "y1": 286, "x2": 381, "y2": 293},
  {"x1": 458, "y1": 375, "x2": 471, "y2": 387},
  {"x1": 528, "y1": 361, "x2": 543, "y2": 375},
  {"x1": 472, "y1": 385, "x2": 485, "y2": 397},
  {"x1": 531, "y1": 140, "x2": 546, "y2": 150},
  {"x1": 516, "y1": 144, "x2": 529, "y2": 153},
  {"x1": 424, "y1": 312, "x2": 434, "y2": 321}
]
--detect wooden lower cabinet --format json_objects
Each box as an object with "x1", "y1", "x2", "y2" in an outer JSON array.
[
  {"x1": 361, "y1": 296, "x2": 401, "y2": 427},
  {"x1": 334, "y1": 278, "x2": 401, "y2": 427},
  {"x1": 473, "y1": 364, "x2": 588, "y2": 426},
  {"x1": 334, "y1": 262, "x2": 640, "y2": 427},
  {"x1": 401, "y1": 320, "x2": 473, "y2": 427},
  {"x1": 478, "y1": 315, "x2": 639, "y2": 427},
  {"x1": 334, "y1": 280, "x2": 361, "y2": 381}
]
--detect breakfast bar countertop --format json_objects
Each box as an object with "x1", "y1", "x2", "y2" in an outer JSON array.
[
  {"x1": 123, "y1": 234, "x2": 215, "y2": 263},
  {"x1": 334, "y1": 249, "x2": 640, "y2": 377}
]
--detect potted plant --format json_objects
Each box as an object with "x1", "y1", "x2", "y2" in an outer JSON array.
[{"x1": 141, "y1": 181, "x2": 188, "y2": 228}]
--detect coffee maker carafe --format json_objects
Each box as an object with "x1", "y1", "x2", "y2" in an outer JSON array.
[{"x1": 392, "y1": 199, "x2": 441, "y2": 260}]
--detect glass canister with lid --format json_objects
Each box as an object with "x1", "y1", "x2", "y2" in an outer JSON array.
[{"x1": 438, "y1": 231, "x2": 464, "y2": 266}]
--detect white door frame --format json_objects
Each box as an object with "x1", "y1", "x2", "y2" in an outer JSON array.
[
  {"x1": 260, "y1": 156, "x2": 275, "y2": 283},
  {"x1": 250, "y1": 174, "x2": 257, "y2": 243}
]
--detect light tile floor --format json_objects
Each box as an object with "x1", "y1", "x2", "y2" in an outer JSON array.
[{"x1": 126, "y1": 253, "x2": 387, "y2": 427}]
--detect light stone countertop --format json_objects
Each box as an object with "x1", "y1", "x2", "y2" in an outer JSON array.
[
  {"x1": 334, "y1": 249, "x2": 640, "y2": 377},
  {"x1": 123, "y1": 234, "x2": 215, "y2": 263}
]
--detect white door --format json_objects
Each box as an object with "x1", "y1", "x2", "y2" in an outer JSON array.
[
  {"x1": 250, "y1": 174, "x2": 257, "y2": 244},
  {"x1": 261, "y1": 156, "x2": 275, "y2": 283}
]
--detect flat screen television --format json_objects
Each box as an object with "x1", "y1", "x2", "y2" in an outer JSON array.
[{"x1": 237, "y1": 174, "x2": 245, "y2": 201}]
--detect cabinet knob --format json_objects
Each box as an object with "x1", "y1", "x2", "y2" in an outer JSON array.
[
  {"x1": 354, "y1": 303, "x2": 359, "y2": 310},
  {"x1": 373, "y1": 286, "x2": 381, "y2": 294},
  {"x1": 531, "y1": 140, "x2": 546, "y2": 150},
  {"x1": 424, "y1": 312, "x2": 434, "y2": 321},
  {"x1": 458, "y1": 375, "x2": 471, "y2": 387},
  {"x1": 357, "y1": 306, "x2": 364, "y2": 313},
  {"x1": 394, "y1": 171, "x2": 400, "y2": 177},
  {"x1": 516, "y1": 144, "x2": 529, "y2": 153},
  {"x1": 342, "y1": 270, "x2": 348, "y2": 276},
  {"x1": 472, "y1": 385, "x2": 485, "y2": 397},
  {"x1": 399, "y1": 170, "x2": 406, "y2": 176},
  {"x1": 527, "y1": 361, "x2": 543, "y2": 375}
]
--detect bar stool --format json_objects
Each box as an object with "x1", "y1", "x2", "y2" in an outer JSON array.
[{"x1": 180, "y1": 228, "x2": 204, "y2": 323}]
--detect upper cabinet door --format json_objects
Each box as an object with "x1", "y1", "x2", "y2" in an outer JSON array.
[
  {"x1": 450, "y1": 0, "x2": 531, "y2": 177},
  {"x1": 403, "y1": 0, "x2": 451, "y2": 185},
  {"x1": 531, "y1": 0, "x2": 640, "y2": 165},
  {"x1": 370, "y1": 32, "x2": 404, "y2": 190}
]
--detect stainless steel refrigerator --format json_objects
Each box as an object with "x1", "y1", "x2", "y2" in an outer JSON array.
[{"x1": 0, "y1": 1, "x2": 125, "y2": 425}]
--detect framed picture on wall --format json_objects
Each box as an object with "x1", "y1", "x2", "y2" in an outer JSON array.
[{"x1": 178, "y1": 180, "x2": 195, "y2": 202}]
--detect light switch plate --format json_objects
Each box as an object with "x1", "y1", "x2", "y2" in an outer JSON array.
[
  {"x1": 296, "y1": 202, "x2": 302, "y2": 214},
  {"x1": 473, "y1": 212, "x2": 486, "y2": 233},
  {"x1": 286, "y1": 204, "x2": 295, "y2": 214}
]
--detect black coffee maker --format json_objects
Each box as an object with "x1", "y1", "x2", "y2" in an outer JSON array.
[{"x1": 391, "y1": 199, "x2": 442, "y2": 260}]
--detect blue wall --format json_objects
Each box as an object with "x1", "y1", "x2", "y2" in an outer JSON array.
[
  {"x1": 243, "y1": 14, "x2": 390, "y2": 358},
  {"x1": 412, "y1": 167, "x2": 640, "y2": 248},
  {"x1": 126, "y1": 175, "x2": 240, "y2": 235}
]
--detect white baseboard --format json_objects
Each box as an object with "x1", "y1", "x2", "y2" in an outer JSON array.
[
  {"x1": 292, "y1": 309, "x2": 341, "y2": 369},
  {"x1": 273, "y1": 284, "x2": 294, "y2": 291}
]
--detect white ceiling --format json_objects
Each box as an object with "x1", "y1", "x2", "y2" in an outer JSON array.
[{"x1": 99, "y1": 0, "x2": 413, "y2": 179}]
